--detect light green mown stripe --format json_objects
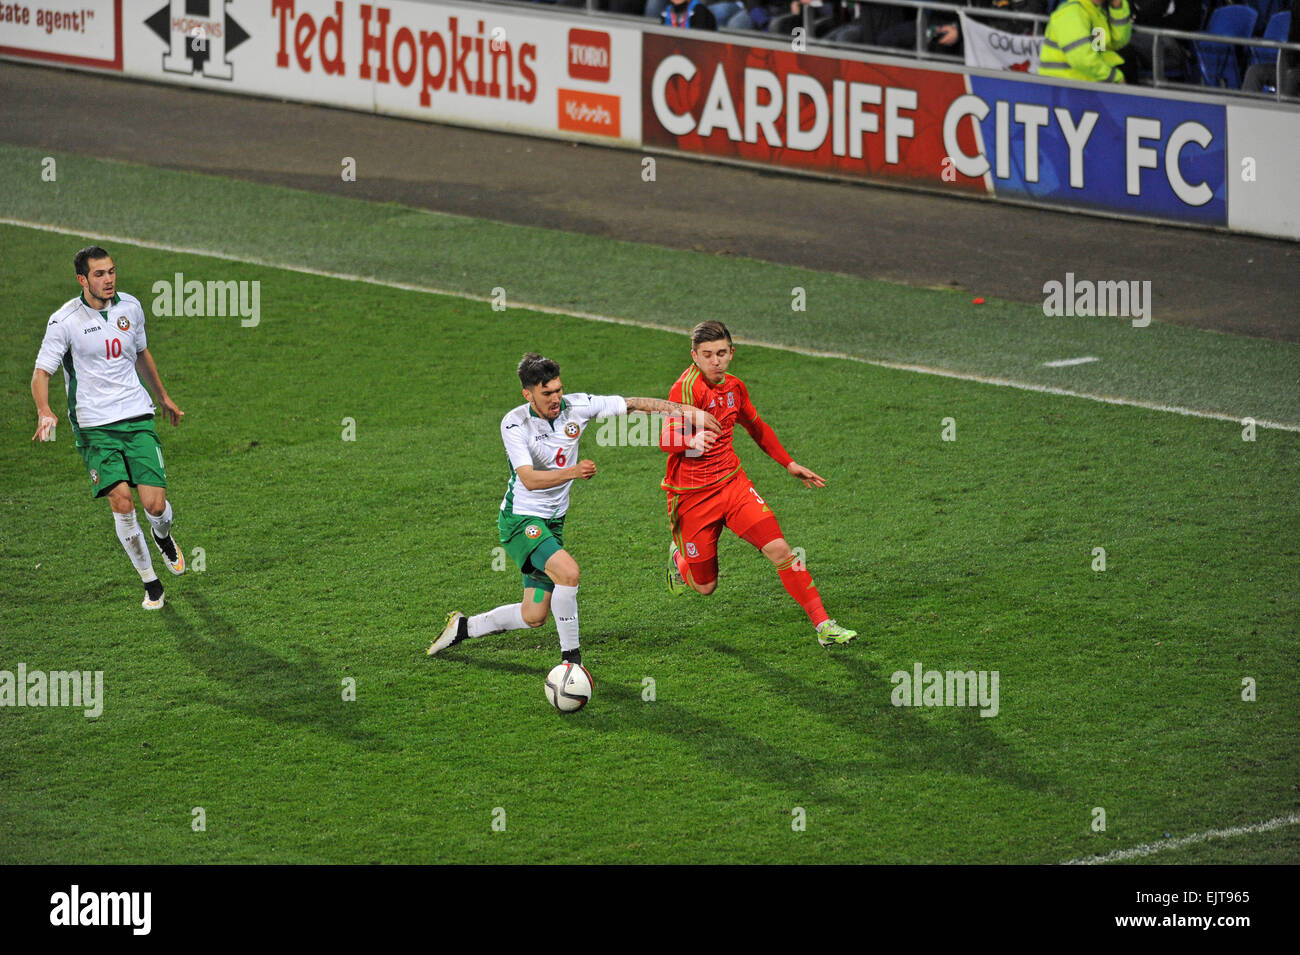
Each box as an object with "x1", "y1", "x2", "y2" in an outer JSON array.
[{"x1": 1, "y1": 143, "x2": 1297, "y2": 425}]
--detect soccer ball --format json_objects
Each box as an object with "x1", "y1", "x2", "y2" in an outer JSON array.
[{"x1": 544, "y1": 662, "x2": 593, "y2": 713}]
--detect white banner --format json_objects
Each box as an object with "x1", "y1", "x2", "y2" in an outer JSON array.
[
  {"x1": 0, "y1": 0, "x2": 120, "y2": 69},
  {"x1": 959, "y1": 11, "x2": 1040, "y2": 74}
]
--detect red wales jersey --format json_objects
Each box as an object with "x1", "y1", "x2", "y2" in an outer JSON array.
[{"x1": 660, "y1": 366, "x2": 793, "y2": 493}]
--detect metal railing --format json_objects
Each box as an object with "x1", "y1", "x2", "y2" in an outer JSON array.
[
  {"x1": 471, "y1": 0, "x2": 1300, "y2": 102},
  {"x1": 816, "y1": 0, "x2": 1298, "y2": 101}
]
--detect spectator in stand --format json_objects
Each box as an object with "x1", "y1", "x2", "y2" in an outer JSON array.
[
  {"x1": 1244, "y1": 2, "x2": 1299, "y2": 97},
  {"x1": 842, "y1": 0, "x2": 1045, "y2": 57},
  {"x1": 1122, "y1": 0, "x2": 1200, "y2": 82},
  {"x1": 559, "y1": 0, "x2": 647, "y2": 12},
  {"x1": 719, "y1": 1, "x2": 774, "y2": 30},
  {"x1": 823, "y1": 2, "x2": 913, "y2": 46},
  {"x1": 980, "y1": 0, "x2": 1049, "y2": 34},
  {"x1": 723, "y1": 1, "x2": 842, "y2": 35},
  {"x1": 1038, "y1": 0, "x2": 1132, "y2": 82},
  {"x1": 661, "y1": 0, "x2": 718, "y2": 28},
  {"x1": 768, "y1": 1, "x2": 845, "y2": 36}
]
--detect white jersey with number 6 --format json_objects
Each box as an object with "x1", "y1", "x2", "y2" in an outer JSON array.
[
  {"x1": 34, "y1": 293, "x2": 155, "y2": 431},
  {"x1": 499, "y1": 393, "x2": 627, "y2": 519}
]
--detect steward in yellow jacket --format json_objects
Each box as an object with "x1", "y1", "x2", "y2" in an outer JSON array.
[{"x1": 1038, "y1": 0, "x2": 1133, "y2": 83}]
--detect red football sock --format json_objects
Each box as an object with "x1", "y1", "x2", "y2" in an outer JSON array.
[
  {"x1": 775, "y1": 554, "x2": 829, "y2": 628},
  {"x1": 673, "y1": 547, "x2": 690, "y2": 579}
]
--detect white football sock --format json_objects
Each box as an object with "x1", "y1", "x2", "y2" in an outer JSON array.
[
  {"x1": 551, "y1": 584, "x2": 580, "y2": 652},
  {"x1": 467, "y1": 603, "x2": 528, "y2": 638},
  {"x1": 114, "y1": 511, "x2": 157, "y2": 583},
  {"x1": 145, "y1": 500, "x2": 173, "y2": 539}
]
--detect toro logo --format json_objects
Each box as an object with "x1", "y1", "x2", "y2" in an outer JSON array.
[{"x1": 568, "y1": 29, "x2": 610, "y2": 83}]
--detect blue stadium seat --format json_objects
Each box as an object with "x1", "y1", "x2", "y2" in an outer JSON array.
[
  {"x1": 1202, "y1": 0, "x2": 1231, "y2": 29},
  {"x1": 1248, "y1": 10, "x2": 1292, "y2": 65},
  {"x1": 708, "y1": 0, "x2": 745, "y2": 24},
  {"x1": 1196, "y1": 5, "x2": 1259, "y2": 86},
  {"x1": 1242, "y1": 0, "x2": 1284, "y2": 33}
]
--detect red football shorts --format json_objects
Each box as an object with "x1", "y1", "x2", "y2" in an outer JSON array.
[{"x1": 667, "y1": 475, "x2": 783, "y2": 568}]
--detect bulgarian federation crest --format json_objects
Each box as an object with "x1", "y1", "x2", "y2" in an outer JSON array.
[
  {"x1": 525, "y1": 524, "x2": 542, "y2": 539},
  {"x1": 564, "y1": 422, "x2": 579, "y2": 438},
  {"x1": 90, "y1": 469, "x2": 99, "y2": 485},
  {"x1": 117, "y1": 316, "x2": 131, "y2": 331}
]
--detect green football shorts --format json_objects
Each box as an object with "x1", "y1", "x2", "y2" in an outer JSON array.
[
  {"x1": 75, "y1": 416, "x2": 167, "y2": 499},
  {"x1": 498, "y1": 511, "x2": 564, "y2": 593}
]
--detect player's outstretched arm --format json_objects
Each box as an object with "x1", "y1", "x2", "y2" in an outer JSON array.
[
  {"x1": 515, "y1": 462, "x2": 597, "y2": 491},
  {"x1": 135, "y1": 349, "x2": 184, "y2": 426},
  {"x1": 30, "y1": 368, "x2": 57, "y2": 441},
  {"x1": 741, "y1": 416, "x2": 824, "y2": 487},
  {"x1": 785, "y1": 462, "x2": 826, "y2": 489},
  {"x1": 625, "y1": 396, "x2": 721, "y2": 433}
]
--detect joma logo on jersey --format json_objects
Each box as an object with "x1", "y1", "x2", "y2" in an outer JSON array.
[
  {"x1": 564, "y1": 422, "x2": 580, "y2": 438},
  {"x1": 145, "y1": 0, "x2": 249, "y2": 80}
]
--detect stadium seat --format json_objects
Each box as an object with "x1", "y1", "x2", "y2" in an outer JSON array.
[
  {"x1": 1248, "y1": 10, "x2": 1292, "y2": 64},
  {"x1": 1242, "y1": 0, "x2": 1285, "y2": 32},
  {"x1": 708, "y1": 0, "x2": 745, "y2": 24},
  {"x1": 1196, "y1": 4, "x2": 1259, "y2": 86}
]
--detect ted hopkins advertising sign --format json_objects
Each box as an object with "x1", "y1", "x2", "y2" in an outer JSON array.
[
  {"x1": 113, "y1": 0, "x2": 640, "y2": 142},
  {"x1": 642, "y1": 32, "x2": 1226, "y2": 225}
]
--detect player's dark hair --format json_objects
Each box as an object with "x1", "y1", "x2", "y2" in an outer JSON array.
[
  {"x1": 691, "y1": 321, "x2": 732, "y2": 349},
  {"x1": 517, "y1": 353, "x2": 561, "y2": 389},
  {"x1": 74, "y1": 246, "x2": 111, "y2": 277}
]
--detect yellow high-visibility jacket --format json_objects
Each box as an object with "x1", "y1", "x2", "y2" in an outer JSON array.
[{"x1": 1038, "y1": 0, "x2": 1132, "y2": 84}]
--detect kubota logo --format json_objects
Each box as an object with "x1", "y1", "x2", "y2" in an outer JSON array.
[{"x1": 568, "y1": 28, "x2": 610, "y2": 82}]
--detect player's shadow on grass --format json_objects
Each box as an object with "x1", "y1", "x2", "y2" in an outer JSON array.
[
  {"x1": 163, "y1": 591, "x2": 388, "y2": 751},
  {"x1": 704, "y1": 640, "x2": 1059, "y2": 795},
  {"x1": 434, "y1": 654, "x2": 535, "y2": 678},
  {"x1": 443, "y1": 649, "x2": 856, "y2": 813}
]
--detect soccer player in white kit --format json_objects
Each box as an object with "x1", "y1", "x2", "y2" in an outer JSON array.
[
  {"x1": 428, "y1": 353, "x2": 721, "y2": 666},
  {"x1": 31, "y1": 247, "x2": 186, "y2": 609}
]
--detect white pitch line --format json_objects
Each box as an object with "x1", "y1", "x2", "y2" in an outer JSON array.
[
  {"x1": 1043, "y1": 356, "x2": 1100, "y2": 368},
  {"x1": 4, "y1": 216, "x2": 1298, "y2": 433},
  {"x1": 1062, "y1": 813, "x2": 1300, "y2": 865}
]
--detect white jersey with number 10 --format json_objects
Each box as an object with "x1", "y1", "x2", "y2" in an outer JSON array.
[{"x1": 34, "y1": 292, "x2": 155, "y2": 432}]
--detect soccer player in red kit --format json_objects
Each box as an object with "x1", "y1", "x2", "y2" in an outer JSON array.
[{"x1": 659, "y1": 321, "x2": 857, "y2": 647}]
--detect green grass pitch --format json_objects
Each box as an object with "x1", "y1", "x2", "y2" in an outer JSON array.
[{"x1": 0, "y1": 159, "x2": 1296, "y2": 863}]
